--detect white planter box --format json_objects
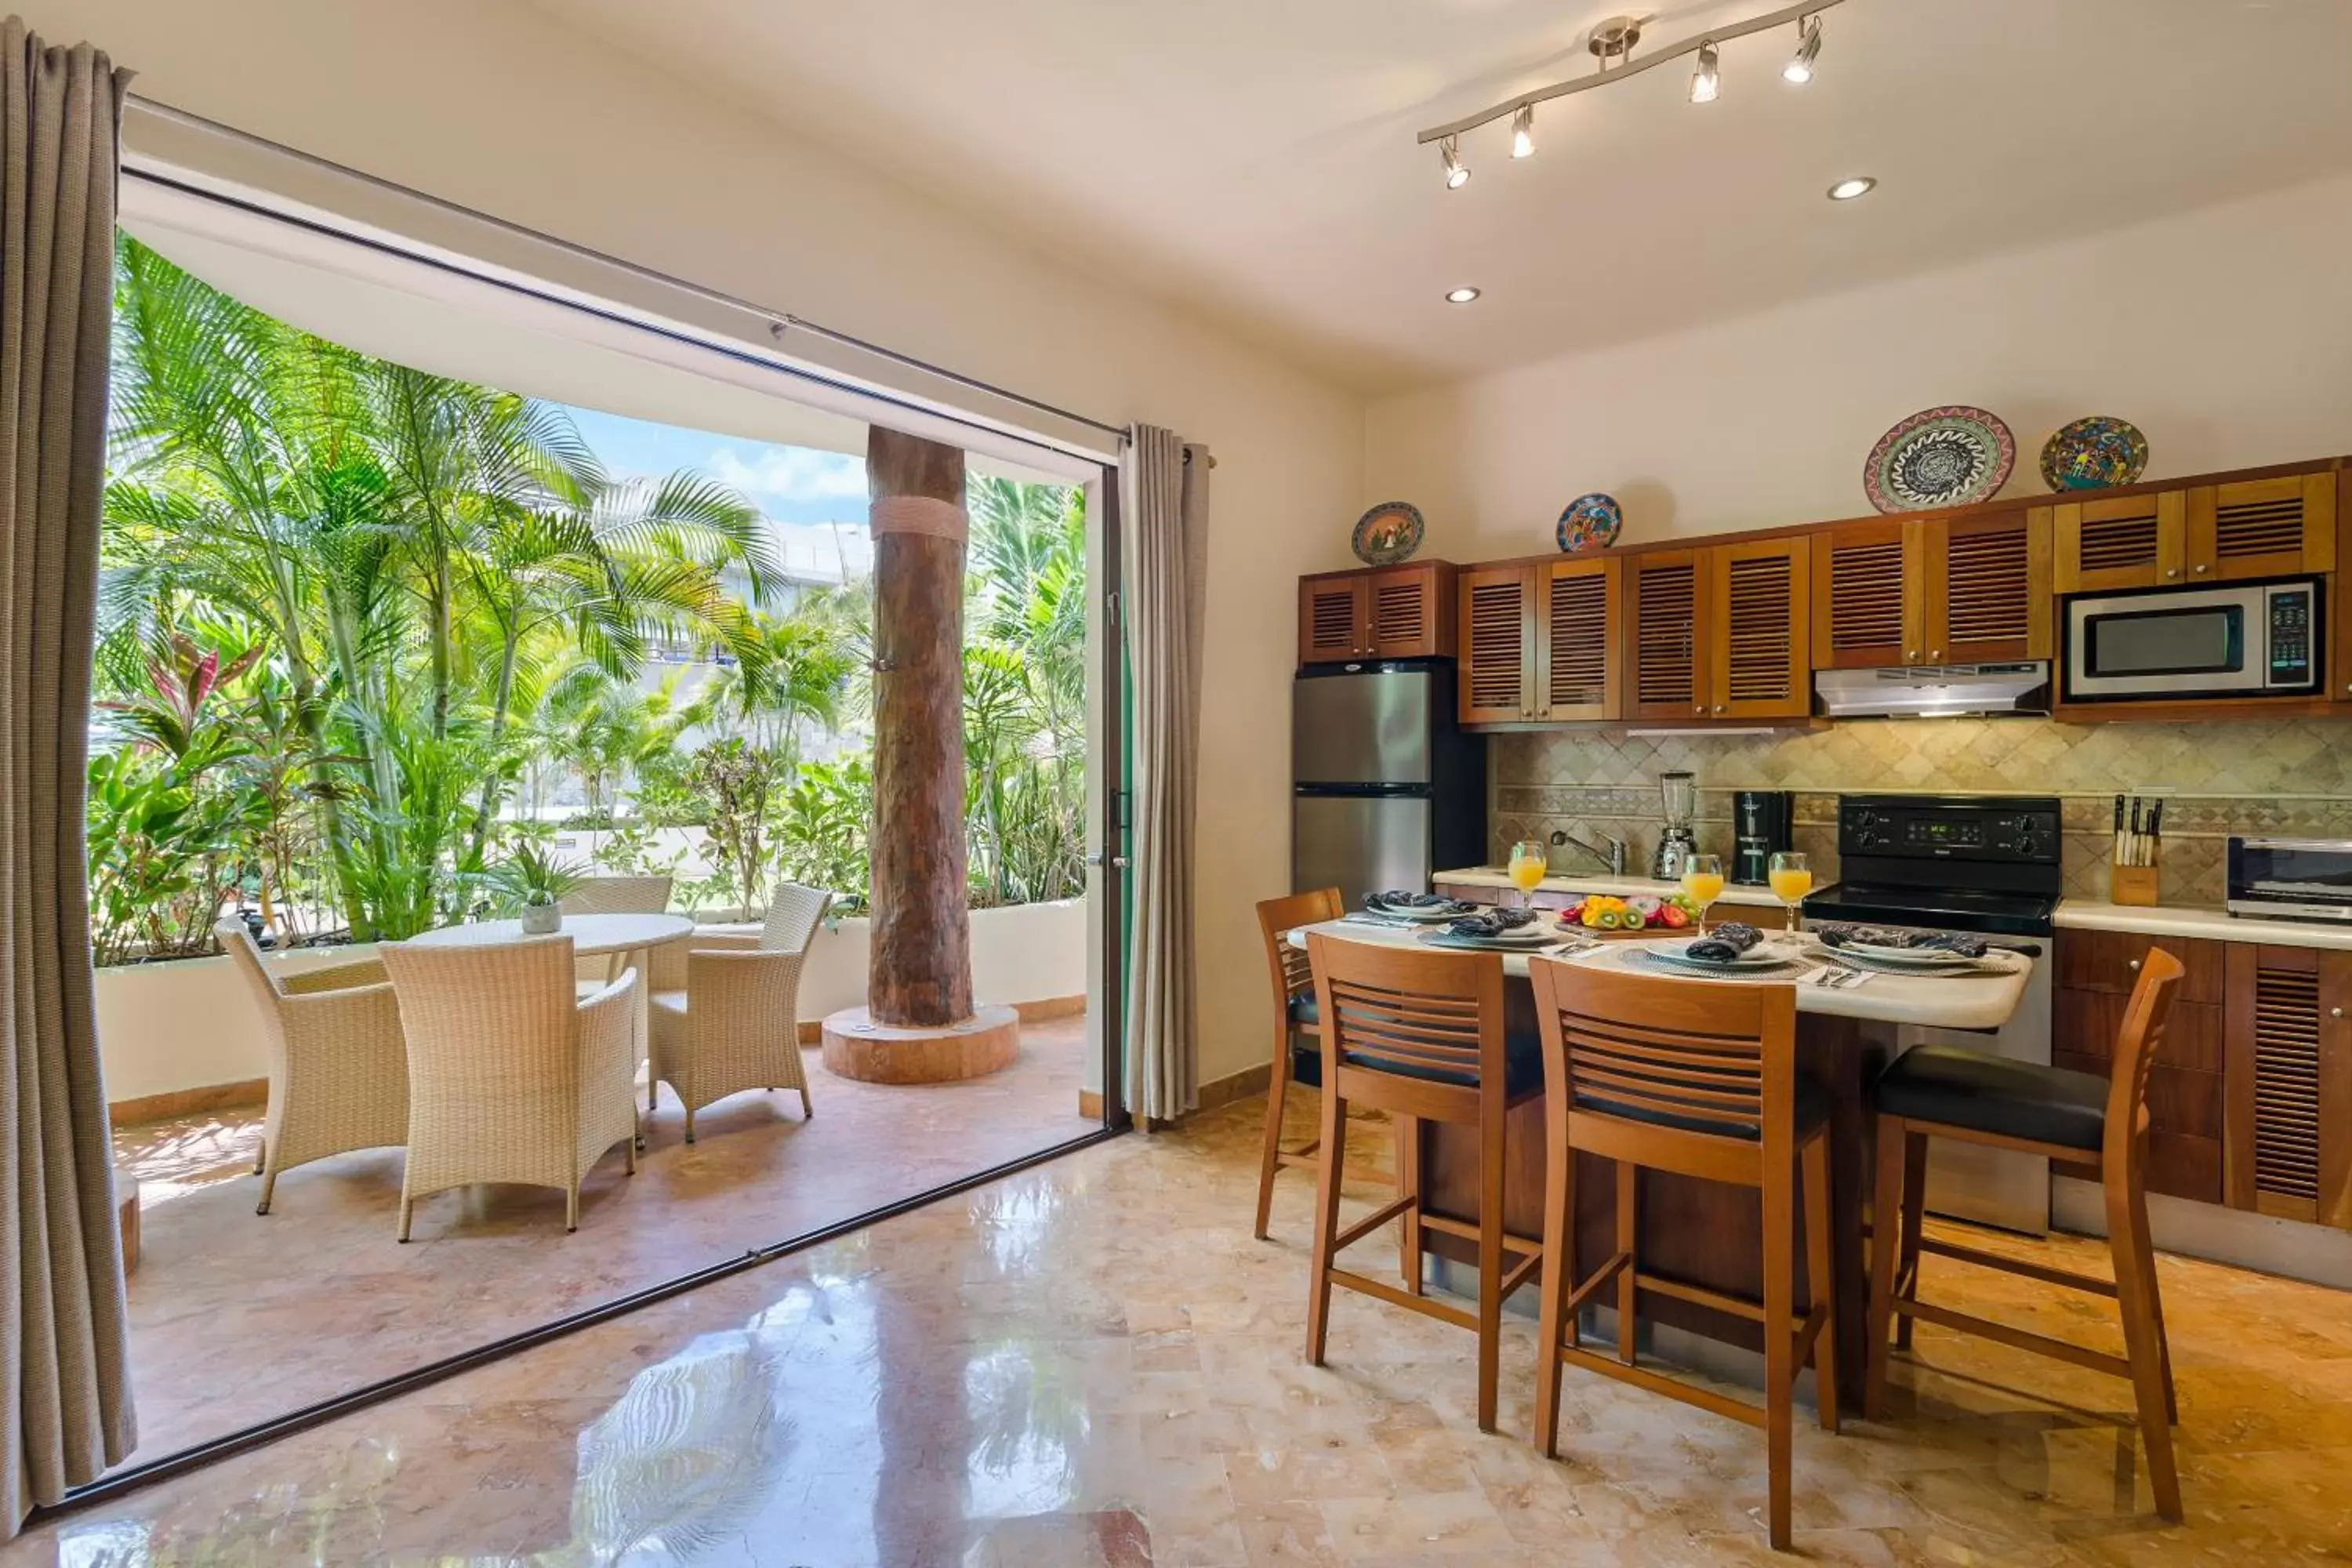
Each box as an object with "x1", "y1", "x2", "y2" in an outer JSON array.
[{"x1": 96, "y1": 897, "x2": 1090, "y2": 1109}]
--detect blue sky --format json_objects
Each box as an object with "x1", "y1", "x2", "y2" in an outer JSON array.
[{"x1": 559, "y1": 404, "x2": 873, "y2": 581}]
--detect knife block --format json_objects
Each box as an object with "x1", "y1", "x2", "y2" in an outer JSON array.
[{"x1": 2109, "y1": 860, "x2": 2160, "y2": 907}]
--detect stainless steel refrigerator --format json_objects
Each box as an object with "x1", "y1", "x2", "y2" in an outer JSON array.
[{"x1": 1292, "y1": 659, "x2": 1486, "y2": 909}]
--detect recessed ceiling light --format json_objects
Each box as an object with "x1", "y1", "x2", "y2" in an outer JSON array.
[
  {"x1": 1446, "y1": 287, "x2": 1482, "y2": 305},
  {"x1": 1827, "y1": 176, "x2": 1876, "y2": 201}
]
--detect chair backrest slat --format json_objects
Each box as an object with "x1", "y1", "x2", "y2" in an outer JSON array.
[
  {"x1": 1529, "y1": 957, "x2": 1795, "y2": 1145},
  {"x1": 1257, "y1": 887, "x2": 1343, "y2": 1018},
  {"x1": 1306, "y1": 934, "x2": 1508, "y2": 1093},
  {"x1": 2106, "y1": 947, "x2": 2185, "y2": 1164}
]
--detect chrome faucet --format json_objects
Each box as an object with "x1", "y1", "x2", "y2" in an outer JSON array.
[{"x1": 1550, "y1": 827, "x2": 1628, "y2": 877}]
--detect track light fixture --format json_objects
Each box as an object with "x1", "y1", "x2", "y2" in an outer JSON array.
[
  {"x1": 1782, "y1": 13, "x2": 1823, "y2": 84},
  {"x1": 1690, "y1": 41, "x2": 1720, "y2": 103},
  {"x1": 1414, "y1": 0, "x2": 1853, "y2": 181}
]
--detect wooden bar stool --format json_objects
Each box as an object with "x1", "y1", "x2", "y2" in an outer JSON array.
[
  {"x1": 1251, "y1": 891, "x2": 1403, "y2": 1244},
  {"x1": 1302, "y1": 932, "x2": 1547, "y2": 1432},
  {"x1": 1865, "y1": 946, "x2": 2185, "y2": 1523},
  {"x1": 1526, "y1": 956, "x2": 1838, "y2": 1553}
]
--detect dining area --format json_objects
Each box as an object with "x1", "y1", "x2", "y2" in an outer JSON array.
[{"x1": 1253, "y1": 884, "x2": 2188, "y2": 1552}]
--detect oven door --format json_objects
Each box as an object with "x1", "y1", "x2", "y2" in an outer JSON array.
[{"x1": 2064, "y1": 586, "x2": 2263, "y2": 701}]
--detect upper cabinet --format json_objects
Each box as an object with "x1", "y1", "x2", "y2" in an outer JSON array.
[
  {"x1": 1456, "y1": 558, "x2": 1621, "y2": 725},
  {"x1": 1813, "y1": 509, "x2": 2051, "y2": 668},
  {"x1": 1297, "y1": 561, "x2": 1456, "y2": 666},
  {"x1": 1627, "y1": 539, "x2": 1810, "y2": 723},
  {"x1": 2054, "y1": 471, "x2": 2336, "y2": 593}
]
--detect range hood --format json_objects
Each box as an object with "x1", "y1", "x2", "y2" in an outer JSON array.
[{"x1": 1813, "y1": 662, "x2": 2051, "y2": 719}]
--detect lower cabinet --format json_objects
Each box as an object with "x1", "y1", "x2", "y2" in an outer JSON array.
[{"x1": 2054, "y1": 930, "x2": 2352, "y2": 1230}]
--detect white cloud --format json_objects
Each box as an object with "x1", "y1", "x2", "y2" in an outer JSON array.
[{"x1": 706, "y1": 445, "x2": 866, "y2": 505}]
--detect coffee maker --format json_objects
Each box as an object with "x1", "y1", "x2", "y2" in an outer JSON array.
[{"x1": 1733, "y1": 789, "x2": 1795, "y2": 884}]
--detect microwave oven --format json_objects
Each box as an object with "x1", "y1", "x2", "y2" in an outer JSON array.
[
  {"x1": 2227, "y1": 836, "x2": 2352, "y2": 924},
  {"x1": 2062, "y1": 578, "x2": 2321, "y2": 703}
]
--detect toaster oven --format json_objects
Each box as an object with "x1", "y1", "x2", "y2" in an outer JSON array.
[{"x1": 2227, "y1": 836, "x2": 2352, "y2": 924}]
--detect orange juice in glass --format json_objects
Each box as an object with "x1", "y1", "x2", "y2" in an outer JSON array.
[
  {"x1": 1506, "y1": 840, "x2": 1547, "y2": 909},
  {"x1": 1679, "y1": 853, "x2": 1726, "y2": 934},
  {"x1": 1769, "y1": 850, "x2": 1813, "y2": 933}
]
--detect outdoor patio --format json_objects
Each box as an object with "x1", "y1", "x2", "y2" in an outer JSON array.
[{"x1": 107, "y1": 1018, "x2": 1094, "y2": 1469}]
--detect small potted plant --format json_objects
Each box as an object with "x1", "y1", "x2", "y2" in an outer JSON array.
[{"x1": 495, "y1": 842, "x2": 583, "y2": 935}]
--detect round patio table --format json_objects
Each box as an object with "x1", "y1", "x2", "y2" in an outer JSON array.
[{"x1": 408, "y1": 913, "x2": 695, "y2": 1123}]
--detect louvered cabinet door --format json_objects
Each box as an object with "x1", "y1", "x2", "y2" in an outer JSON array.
[
  {"x1": 1298, "y1": 575, "x2": 1367, "y2": 664},
  {"x1": 1456, "y1": 566, "x2": 1535, "y2": 724},
  {"x1": 2224, "y1": 945, "x2": 2352, "y2": 1229},
  {"x1": 1922, "y1": 509, "x2": 2053, "y2": 664},
  {"x1": 1809, "y1": 520, "x2": 1919, "y2": 669},
  {"x1": 2053, "y1": 490, "x2": 2185, "y2": 592},
  {"x1": 1536, "y1": 557, "x2": 1620, "y2": 720},
  {"x1": 1707, "y1": 538, "x2": 1811, "y2": 720},
  {"x1": 1627, "y1": 550, "x2": 1707, "y2": 721},
  {"x1": 1360, "y1": 564, "x2": 1452, "y2": 658},
  {"x1": 2187, "y1": 472, "x2": 2338, "y2": 583}
]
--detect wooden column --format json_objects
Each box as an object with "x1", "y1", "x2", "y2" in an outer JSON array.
[{"x1": 866, "y1": 428, "x2": 975, "y2": 1027}]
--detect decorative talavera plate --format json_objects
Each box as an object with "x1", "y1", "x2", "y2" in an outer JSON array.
[
  {"x1": 1352, "y1": 501, "x2": 1425, "y2": 566},
  {"x1": 2040, "y1": 416, "x2": 2149, "y2": 492},
  {"x1": 1863, "y1": 406, "x2": 2016, "y2": 514},
  {"x1": 1555, "y1": 492, "x2": 1623, "y2": 554}
]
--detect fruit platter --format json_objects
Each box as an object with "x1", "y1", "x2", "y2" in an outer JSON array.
[{"x1": 1559, "y1": 892, "x2": 1703, "y2": 938}]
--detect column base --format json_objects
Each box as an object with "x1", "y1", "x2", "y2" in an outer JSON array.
[{"x1": 820, "y1": 1004, "x2": 1021, "y2": 1083}]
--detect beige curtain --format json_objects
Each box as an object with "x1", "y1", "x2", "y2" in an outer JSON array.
[
  {"x1": 1121, "y1": 426, "x2": 1208, "y2": 1121},
  {"x1": 0, "y1": 16, "x2": 136, "y2": 1528}
]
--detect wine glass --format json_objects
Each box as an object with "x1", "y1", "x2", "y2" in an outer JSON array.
[
  {"x1": 1679, "y1": 853, "x2": 1726, "y2": 935},
  {"x1": 1769, "y1": 851, "x2": 1813, "y2": 935},
  {"x1": 1506, "y1": 839, "x2": 1548, "y2": 911}
]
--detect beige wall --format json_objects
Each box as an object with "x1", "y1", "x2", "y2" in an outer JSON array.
[
  {"x1": 30, "y1": 0, "x2": 1363, "y2": 1091},
  {"x1": 1363, "y1": 171, "x2": 2352, "y2": 562}
]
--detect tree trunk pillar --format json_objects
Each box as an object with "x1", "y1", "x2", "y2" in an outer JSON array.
[{"x1": 864, "y1": 428, "x2": 974, "y2": 1027}]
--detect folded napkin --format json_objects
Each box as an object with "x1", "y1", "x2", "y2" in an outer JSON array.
[
  {"x1": 1444, "y1": 908, "x2": 1541, "y2": 938},
  {"x1": 1680, "y1": 922, "x2": 1762, "y2": 964},
  {"x1": 1814, "y1": 923, "x2": 1987, "y2": 959},
  {"x1": 1366, "y1": 891, "x2": 1479, "y2": 916}
]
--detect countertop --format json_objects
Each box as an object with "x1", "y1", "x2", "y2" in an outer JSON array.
[
  {"x1": 1291, "y1": 920, "x2": 2031, "y2": 1031},
  {"x1": 1433, "y1": 866, "x2": 1788, "y2": 910},
  {"x1": 2056, "y1": 898, "x2": 2352, "y2": 952}
]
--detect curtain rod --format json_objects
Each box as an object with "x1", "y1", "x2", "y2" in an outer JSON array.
[{"x1": 124, "y1": 93, "x2": 1132, "y2": 443}]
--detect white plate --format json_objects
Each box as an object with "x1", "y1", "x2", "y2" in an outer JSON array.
[
  {"x1": 1367, "y1": 902, "x2": 1484, "y2": 924},
  {"x1": 1823, "y1": 948, "x2": 2001, "y2": 977},
  {"x1": 1639, "y1": 938, "x2": 1796, "y2": 972},
  {"x1": 1834, "y1": 939, "x2": 1981, "y2": 967}
]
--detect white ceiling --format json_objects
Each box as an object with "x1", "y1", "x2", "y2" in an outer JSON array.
[{"x1": 528, "y1": 0, "x2": 2352, "y2": 392}]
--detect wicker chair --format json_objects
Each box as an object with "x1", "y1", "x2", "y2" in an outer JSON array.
[
  {"x1": 649, "y1": 883, "x2": 831, "y2": 1142},
  {"x1": 216, "y1": 920, "x2": 409, "y2": 1217},
  {"x1": 377, "y1": 935, "x2": 641, "y2": 1239},
  {"x1": 560, "y1": 875, "x2": 673, "y2": 916}
]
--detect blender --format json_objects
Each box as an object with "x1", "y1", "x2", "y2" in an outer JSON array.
[{"x1": 1651, "y1": 770, "x2": 1699, "y2": 880}]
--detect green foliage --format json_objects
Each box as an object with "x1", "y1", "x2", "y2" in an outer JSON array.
[
  {"x1": 483, "y1": 839, "x2": 586, "y2": 913},
  {"x1": 89, "y1": 237, "x2": 1089, "y2": 960}
]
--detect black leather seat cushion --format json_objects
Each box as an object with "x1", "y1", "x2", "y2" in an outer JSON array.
[
  {"x1": 1574, "y1": 1075, "x2": 1833, "y2": 1142},
  {"x1": 1287, "y1": 991, "x2": 1319, "y2": 1027},
  {"x1": 1340, "y1": 1022, "x2": 1544, "y2": 1098},
  {"x1": 1873, "y1": 1043, "x2": 2107, "y2": 1152}
]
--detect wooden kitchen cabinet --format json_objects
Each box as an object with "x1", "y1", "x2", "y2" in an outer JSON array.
[
  {"x1": 1297, "y1": 561, "x2": 1455, "y2": 665},
  {"x1": 2223, "y1": 944, "x2": 2352, "y2": 1230},
  {"x1": 2053, "y1": 930, "x2": 2227, "y2": 1203},
  {"x1": 1455, "y1": 557, "x2": 1621, "y2": 725},
  {"x1": 1624, "y1": 539, "x2": 1811, "y2": 723},
  {"x1": 2053, "y1": 470, "x2": 2335, "y2": 593},
  {"x1": 1810, "y1": 509, "x2": 2049, "y2": 670}
]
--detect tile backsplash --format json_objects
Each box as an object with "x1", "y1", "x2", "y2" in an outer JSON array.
[{"x1": 1487, "y1": 717, "x2": 2352, "y2": 904}]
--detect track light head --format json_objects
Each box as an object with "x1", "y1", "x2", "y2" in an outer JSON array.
[
  {"x1": 1690, "y1": 40, "x2": 1721, "y2": 103},
  {"x1": 1440, "y1": 136, "x2": 1470, "y2": 190},
  {"x1": 1510, "y1": 103, "x2": 1536, "y2": 159},
  {"x1": 1782, "y1": 13, "x2": 1822, "y2": 83}
]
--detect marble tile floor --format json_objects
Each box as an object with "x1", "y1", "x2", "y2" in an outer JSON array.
[
  {"x1": 103, "y1": 1019, "x2": 1095, "y2": 1472},
  {"x1": 29, "y1": 1087, "x2": 2352, "y2": 1565}
]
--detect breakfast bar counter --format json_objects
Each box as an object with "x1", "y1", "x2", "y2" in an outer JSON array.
[{"x1": 1287, "y1": 920, "x2": 2036, "y2": 1412}]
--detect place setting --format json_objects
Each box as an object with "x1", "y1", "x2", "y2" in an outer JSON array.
[
  {"x1": 1806, "y1": 923, "x2": 2024, "y2": 978},
  {"x1": 1414, "y1": 906, "x2": 1599, "y2": 956}
]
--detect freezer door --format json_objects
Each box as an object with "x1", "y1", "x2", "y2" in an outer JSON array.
[
  {"x1": 1293, "y1": 668, "x2": 1433, "y2": 786},
  {"x1": 1294, "y1": 793, "x2": 1432, "y2": 909}
]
